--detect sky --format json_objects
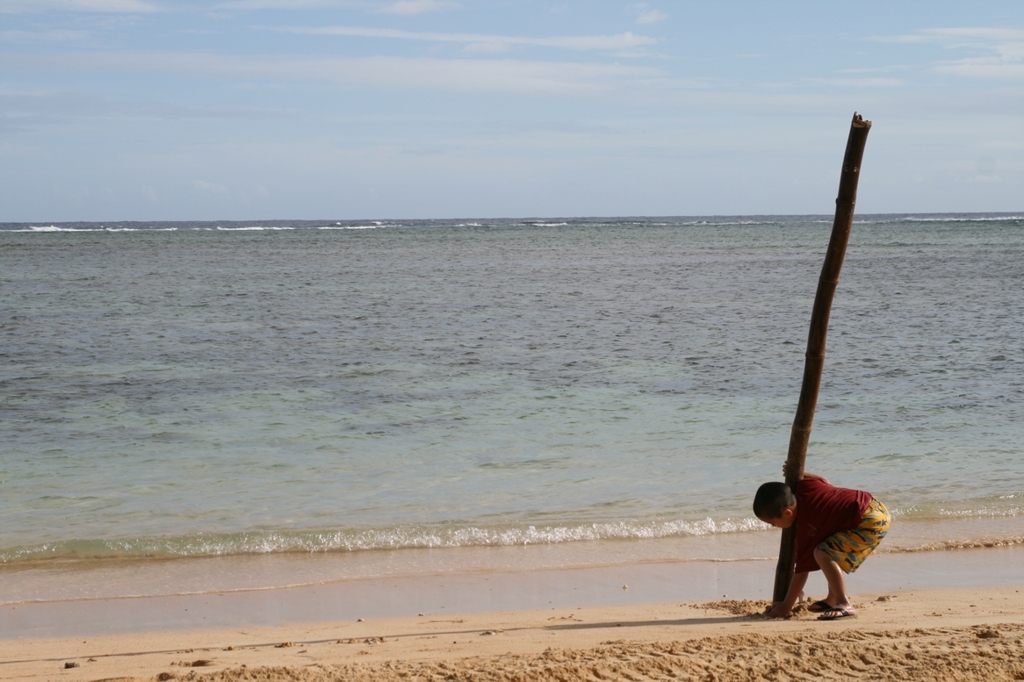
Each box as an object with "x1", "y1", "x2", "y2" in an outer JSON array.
[{"x1": 1, "y1": 0, "x2": 1022, "y2": 221}]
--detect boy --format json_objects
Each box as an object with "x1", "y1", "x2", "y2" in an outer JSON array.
[{"x1": 753, "y1": 470, "x2": 890, "y2": 620}]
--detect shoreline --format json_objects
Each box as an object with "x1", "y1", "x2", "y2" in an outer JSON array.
[
  {"x1": 5, "y1": 514, "x2": 1024, "y2": 607},
  {"x1": 4, "y1": 582, "x2": 1024, "y2": 681},
  {"x1": 4, "y1": 543, "x2": 1024, "y2": 640}
]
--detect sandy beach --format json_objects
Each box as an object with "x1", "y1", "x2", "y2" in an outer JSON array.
[{"x1": 4, "y1": 584, "x2": 1024, "y2": 681}]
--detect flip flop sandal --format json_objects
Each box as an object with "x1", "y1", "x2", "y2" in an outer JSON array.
[
  {"x1": 817, "y1": 607, "x2": 856, "y2": 621},
  {"x1": 807, "y1": 600, "x2": 832, "y2": 613}
]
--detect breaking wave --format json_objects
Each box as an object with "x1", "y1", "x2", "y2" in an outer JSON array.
[{"x1": 1, "y1": 517, "x2": 768, "y2": 564}]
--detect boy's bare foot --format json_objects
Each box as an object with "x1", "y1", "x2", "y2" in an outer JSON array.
[{"x1": 817, "y1": 606, "x2": 856, "y2": 620}]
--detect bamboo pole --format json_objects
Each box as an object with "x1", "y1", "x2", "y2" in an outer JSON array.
[{"x1": 772, "y1": 112, "x2": 872, "y2": 603}]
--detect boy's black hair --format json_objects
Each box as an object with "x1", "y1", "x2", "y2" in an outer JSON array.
[{"x1": 753, "y1": 482, "x2": 795, "y2": 520}]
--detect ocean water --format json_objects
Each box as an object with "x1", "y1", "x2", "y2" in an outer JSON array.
[{"x1": 2, "y1": 215, "x2": 1023, "y2": 600}]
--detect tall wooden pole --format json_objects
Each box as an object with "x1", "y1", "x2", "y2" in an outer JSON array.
[{"x1": 772, "y1": 112, "x2": 872, "y2": 603}]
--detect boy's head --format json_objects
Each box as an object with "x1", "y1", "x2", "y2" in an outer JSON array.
[{"x1": 753, "y1": 481, "x2": 796, "y2": 528}]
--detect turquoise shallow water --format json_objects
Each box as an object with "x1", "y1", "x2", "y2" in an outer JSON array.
[{"x1": 1, "y1": 215, "x2": 1023, "y2": 567}]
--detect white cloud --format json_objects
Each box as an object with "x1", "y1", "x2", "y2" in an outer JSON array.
[
  {"x1": 0, "y1": 0, "x2": 155, "y2": 12},
  {"x1": 215, "y1": 0, "x2": 356, "y2": 8},
  {"x1": 193, "y1": 179, "x2": 229, "y2": 195},
  {"x1": 217, "y1": 0, "x2": 449, "y2": 13},
  {"x1": 939, "y1": 61, "x2": 1024, "y2": 79},
  {"x1": 636, "y1": 9, "x2": 666, "y2": 25},
  {"x1": 378, "y1": 0, "x2": 455, "y2": 15},
  {"x1": 880, "y1": 27, "x2": 1024, "y2": 46},
  {"x1": 630, "y1": 3, "x2": 666, "y2": 25},
  {"x1": 4, "y1": 51, "x2": 663, "y2": 95},
  {"x1": 836, "y1": 65, "x2": 913, "y2": 75},
  {"x1": 807, "y1": 77, "x2": 904, "y2": 88},
  {"x1": 462, "y1": 40, "x2": 510, "y2": 54},
  {"x1": 876, "y1": 27, "x2": 1024, "y2": 80},
  {"x1": 0, "y1": 89, "x2": 288, "y2": 129},
  {"x1": 0, "y1": 29, "x2": 90, "y2": 43},
  {"x1": 267, "y1": 25, "x2": 658, "y2": 51}
]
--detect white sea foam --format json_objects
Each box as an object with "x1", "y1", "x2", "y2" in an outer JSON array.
[
  {"x1": 99, "y1": 227, "x2": 178, "y2": 232},
  {"x1": 901, "y1": 215, "x2": 1022, "y2": 223},
  {"x1": 215, "y1": 226, "x2": 295, "y2": 231},
  {"x1": 674, "y1": 219, "x2": 787, "y2": 227},
  {"x1": 0, "y1": 518, "x2": 772, "y2": 563},
  {"x1": 939, "y1": 507, "x2": 1024, "y2": 518},
  {"x1": 12, "y1": 225, "x2": 171, "y2": 232},
  {"x1": 15, "y1": 225, "x2": 103, "y2": 232},
  {"x1": 6, "y1": 510, "x2": 1023, "y2": 565},
  {"x1": 4, "y1": 215, "x2": 1019, "y2": 235}
]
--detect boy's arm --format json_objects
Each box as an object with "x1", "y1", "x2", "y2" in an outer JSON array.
[{"x1": 767, "y1": 571, "x2": 808, "y2": 618}]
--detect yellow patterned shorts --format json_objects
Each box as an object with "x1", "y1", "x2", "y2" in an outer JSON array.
[{"x1": 818, "y1": 497, "x2": 890, "y2": 574}]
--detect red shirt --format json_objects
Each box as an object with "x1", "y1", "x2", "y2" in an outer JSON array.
[{"x1": 794, "y1": 476, "x2": 872, "y2": 573}]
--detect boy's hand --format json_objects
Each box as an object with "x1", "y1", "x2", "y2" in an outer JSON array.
[
  {"x1": 782, "y1": 462, "x2": 817, "y2": 482},
  {"x1": 766, "y1": 602, "x2": 791, "y2": 618}
]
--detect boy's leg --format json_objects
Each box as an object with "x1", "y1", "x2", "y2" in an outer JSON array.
[
  {"x1": 813, "y1": 498, "x2": 890, "y2": 618},
  {"x1": 813, "y1": 547, "x2": 854, "y2": 614}
]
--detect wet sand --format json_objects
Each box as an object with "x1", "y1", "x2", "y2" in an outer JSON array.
[
  {"x1": 4, "y1": 585, "x2": 1024, "y2": 681},
  {"x1": 3, "y1": 546, "x2": 1024, "y2": 680},
  {"x1": 6, "y1": 518, "x2": 1024, "y2": 640},
  {"x1": 5, "y1": 543, "x2": 1024, "y2": 639}
]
